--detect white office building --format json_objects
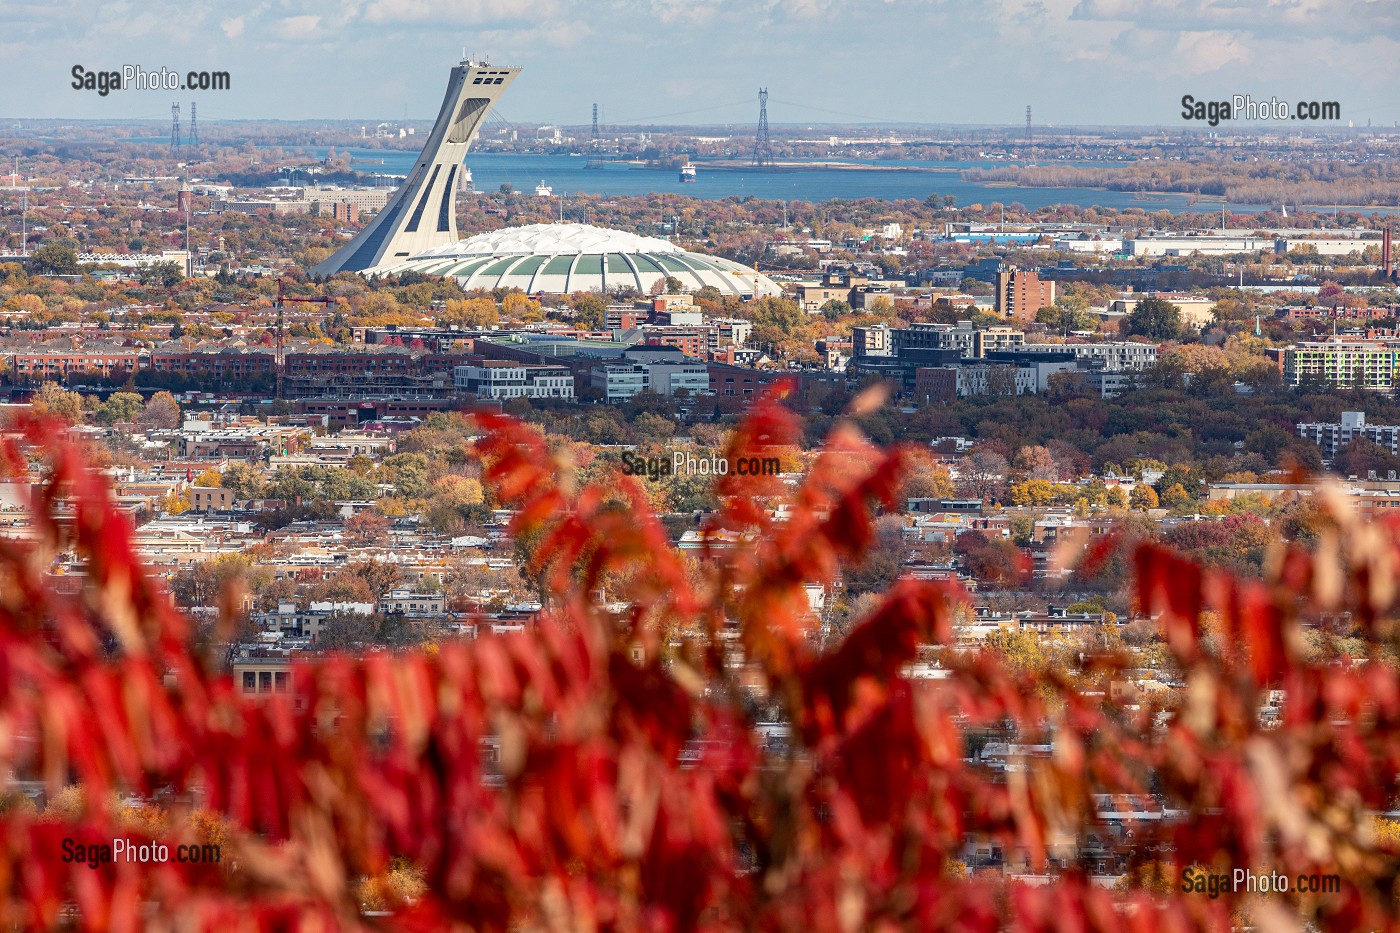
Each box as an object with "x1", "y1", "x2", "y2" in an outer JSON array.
[
  {"x1": 1297, "y1": 411, "x2": 1400, "y2": 458},
  {"x1": 592, "y1": 363, "x2": 649, "y2": 403},
  {"x1": 1022, "y1": 342, "x2": 1158, "y2": 371},
  {"x1": 455, "y1": 362, "x2": 574, "y2": 400}
]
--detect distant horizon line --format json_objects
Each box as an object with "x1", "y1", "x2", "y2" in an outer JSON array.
[{"x1": 2, "y1": 117, "x2": 1397, "y2": 136}]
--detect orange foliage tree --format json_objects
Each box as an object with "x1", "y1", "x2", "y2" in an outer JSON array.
[{"x1": 0, "y1": 386, "x2": 1397, "y2": 930}]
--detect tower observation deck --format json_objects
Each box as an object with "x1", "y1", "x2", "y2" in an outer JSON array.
[{"x1": 311, "y1": 59, "x2": 520, "y2": 277}]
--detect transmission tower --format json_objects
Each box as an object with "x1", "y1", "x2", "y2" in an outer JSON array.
[
  {"x1": 591, "y1": 103, "x2": 599, "y2": 140},
  {"x1": 1024, "y1": 105, "x2": 1032, "y2": 164},
  {"x1": 189, "y1": 102, "x2": 198, "y2": 147},
  {"x1": 753, "y1": 88, "x2": 774, "y2": 169},
  {"x1": 169, "y1": 103, "x2": 181, "y2": 155}
]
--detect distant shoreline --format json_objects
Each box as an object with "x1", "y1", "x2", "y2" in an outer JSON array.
[{"x1": 657, "y1": 160, "x2": 954, "y2": 174}]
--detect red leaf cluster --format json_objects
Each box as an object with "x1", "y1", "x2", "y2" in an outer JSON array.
[{"x1": 0, "y1": 399, "x2": 1395, "y2": 930}]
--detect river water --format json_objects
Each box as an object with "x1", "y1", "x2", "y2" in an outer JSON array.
[{"x1": 262, "y1": 147, "x2": 1255, "y2": 214}]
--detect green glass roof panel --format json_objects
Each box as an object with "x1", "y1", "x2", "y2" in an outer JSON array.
[
  {"x1": 448, "y1": 257, "x2": 494, "y2": 277},
  {"x1": 479, "y1": 256, "x2": 519, "y2": 277},
  {"x1": 632, "y1": 254, "x2": 667, "y2": 274},
  {"x1": 508, "y1": 255, "x2": 547, "y2": 276},
  {"x1": 542, "y1": 255, "x2": 575, "y2": 275}
]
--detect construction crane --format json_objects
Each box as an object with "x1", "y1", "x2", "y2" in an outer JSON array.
[{"x1": 274, "y1": 279, "x2": 334, "y2": 399}]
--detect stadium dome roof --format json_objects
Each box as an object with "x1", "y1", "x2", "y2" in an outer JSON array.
[{"x1": 374, "y1": 222, "x2": 782, "y2": 298}]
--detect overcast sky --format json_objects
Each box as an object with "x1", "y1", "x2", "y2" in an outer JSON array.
[{"x1": 8, "y1": 0, "x2": 1400, "y2": 128}]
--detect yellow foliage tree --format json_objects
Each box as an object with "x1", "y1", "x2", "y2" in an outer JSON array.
[
  {"x1": 501, "y1": 291, "x2": 541, "y2": 321},
  {"x1": 432, "y1": 475, "x2": 484, "y2": 506},
  {"x1": 1129, "y1": 485, "x2": 1160, "y2": 511},
  {"x1": 1160, "y1": 483, "x2": 1190, "y2": 507},
  {"x1": 30, "y1": 382, "x2": 84, "y2": 425},
  {"x1": 439, "y1": 297, "x2": 499, "y2": 328},
  {"x1": 3, "y1": 294, "x2": 45, "y2": 315},
  {"x1": 192, "y1": 469, "x2": 223, "y2": 488}
]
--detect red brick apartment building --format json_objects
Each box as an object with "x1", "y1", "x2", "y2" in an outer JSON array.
[
  {"x1": 993, "y1": 270, "x2": 1056, "y2": 322},
  {"x1": 150, "y1": 351, "x2": 278, "y2": 380},
  {"x1": 7, "y1": 351, "x2": 144, "y2": 380}
]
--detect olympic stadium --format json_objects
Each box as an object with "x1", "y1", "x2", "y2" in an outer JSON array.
[
  {"x1": 309, "y1": 60, "x2": 778, "y2": 300},
  {"x1": 369, "y1": 223, "x2": 782, "y2": 298}
]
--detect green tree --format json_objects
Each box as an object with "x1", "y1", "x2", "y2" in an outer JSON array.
[
  {"x1": 95, "y1": 391, "x2": 143, "y2": 425},
  {"x1": 1035, "y1": 299, "x2": 1099, "y2": 334},
  {"x1": 137, "y1": 260, "x2": 184, "y2": 288},
  {"x1": 569, "y1": 292, "x2": 609, "y2": 330},
  {"x1": 1123, "y1": 297, "x2": 1182, "y2": 341},
  {"x1": 380, "y1": 453, "x2": 431, "y2": 499},
  {"x1": 28, "y1": 240, "x2": 79, "y2": 276}
]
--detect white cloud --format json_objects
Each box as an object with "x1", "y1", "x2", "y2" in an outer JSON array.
[
  {"x1": 1070, "y1": 0, "x2": 1398, "y2": 42},
  {"x1": 278, "y1": 14, "x2": 323, "y2": 39},
  {"x1": 1167, "y1": 29, "x2": 1251, "y2": 75},
  {"x1": 5, "y1": 0, "x2": 1399, "y2": 124},
  {"x1": 360, "y1": 0, "x2": 559, "y2": 25}
]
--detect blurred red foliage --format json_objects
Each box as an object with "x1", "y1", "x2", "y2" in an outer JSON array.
[{"x1": 0, "y1": 389, "x2": 1397, "y2": 930}]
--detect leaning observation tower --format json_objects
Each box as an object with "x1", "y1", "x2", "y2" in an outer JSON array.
[{"x1": 311, "y1": 59, "x2": 519, "y2": 277}]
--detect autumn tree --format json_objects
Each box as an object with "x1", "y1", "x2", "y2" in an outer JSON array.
[
  {"x1": 138, "y1": 391, "x2": 181, "y2": 429},
  {"x1": 953, "y1": 528, "x2": 1024, "y2": 585},
  {"x1": 1335, "y1": 436, "x2": 1400, "y2": 479},
  {"x1": 568, "y1": 291, "x2": 609, "y2": 329},
  {"x1": 1129, "y1": 484, "x2": 1160, "y2": 510},
  {"x1": 2, "y1": 391, "x2": 1400, "y2": 930},
  {"x1": 303, "y1": 568, "x2": 376, "y2": 604},
  {"x1": 344, "y1": 510, "x2": 391, "y2": 546},
  {"x1": 438, "y1": 297, "x2": 498, "y2": 328},
  {"x1": 1014, "y1": 444, "x2": 1059, "y2": 481},
  {"x1": 956, "y1": 448, "x2": 1010, "y2": 501},
  {"x1": 1159, "y1": 482, "x2": 1191, "y2": 508},
  {"x1": 349, "y1": 558, "x2": 404, "y2": 598},
  {"x1": 500, "y1": 290, "x2": 541, "y2": 321},
  {"x1": 903, "y1": 449, "x2": 956, "y2": 500},
  {"x1": 219, "y1": 462, "x2": 266, "y2": 500},
  {"x1": 29, "y1": 383, "x2": 84, "y2": 424},
  {"x1": 188, "y1": 470, "x2": 221, "y2": 489},
  {"x1": 168, "y1": 553, "x2": 252, "y2": 608}
]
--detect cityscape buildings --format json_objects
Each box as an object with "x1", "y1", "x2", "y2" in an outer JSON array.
[{"x1": 2, "y1": 30, "x2": 1400, "y2": 930}]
